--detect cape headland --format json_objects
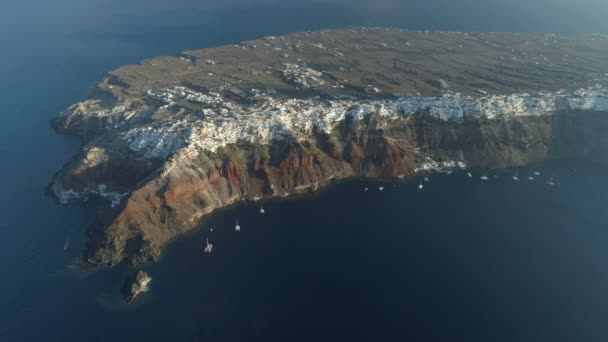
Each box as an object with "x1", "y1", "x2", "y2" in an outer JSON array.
[{"x1": 50, "y1": 28, "x2": 608, "y2": 267}]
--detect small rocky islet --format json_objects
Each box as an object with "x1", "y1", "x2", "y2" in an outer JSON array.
[
  {"x1": 50, "y1": 28, "x2": 608, "y2": 273},
  {"x1": 122, "y1": 271, "x2": 152, "y2": 303}
]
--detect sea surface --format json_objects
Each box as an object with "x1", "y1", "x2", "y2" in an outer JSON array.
[{"x1": 1, "y1": 1, "x2": 608, "y2": 341}]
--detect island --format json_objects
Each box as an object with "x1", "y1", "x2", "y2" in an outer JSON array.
[
  {"x1": 122, "y1": 271, "x2": 152, "y2": 303},
  {"x1": 50, "y1": 28, "x2": 608, "y2": 268}
]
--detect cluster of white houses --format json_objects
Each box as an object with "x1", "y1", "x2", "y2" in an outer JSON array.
[{"x1": 122, "y1": 84, "x2": 608, "y2": 159}]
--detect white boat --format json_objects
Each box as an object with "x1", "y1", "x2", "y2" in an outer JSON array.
[
  {"x1": 260, "y1": 205, "x2": 265, "y2": 215},
  {"x1": 480, "y1": 175, "x2": 489, "y2": 181},
  {"x1": 424, "y1": 177, "x2": 429, "y2": 182},
  {"x1": 378, "y1": 186, "x2": 384, "y2": 191},
  {"x1": 467, "y1": 172, "x2": 472, "y2": 178},
  {"x1": 534, "y1": 170, "x2": 541, "y2": 177},
  {"x1": 546, "y1": 176, "x2": 556, "y2": 186},
  {"x1": 204, "y1": 238, "x2": 213, "y2": 253},
  {"x1": 512, "y1": 169, "x2": 519, "y2": 181},
  {"x1": 364, "y1": 187, "x2": 369, "y2": 191},
  {"x1": 528, "y1": 176, "x2": 535, "y2": 181},
  {"x1": 235, "y1": 219, "x2": 241, "y2": 232},
  {"x1": 418, "y1": 182, "x2": 424, "y2": 190}
]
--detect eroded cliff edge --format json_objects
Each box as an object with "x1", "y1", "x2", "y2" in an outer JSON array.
[{"x1": 50, "y1": 28, "x2": 608, "y2": 267}]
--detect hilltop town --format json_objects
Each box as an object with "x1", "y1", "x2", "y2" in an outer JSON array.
[{"x1": 122, "y1": 85, "x2": 608, "y2": 159}]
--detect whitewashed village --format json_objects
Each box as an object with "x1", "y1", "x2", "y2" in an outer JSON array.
[{"x1": 122, "y1": 82, "x2": 608, "y2": 160}]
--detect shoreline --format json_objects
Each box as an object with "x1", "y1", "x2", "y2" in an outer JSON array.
[
  {"x1": 77, "y1": 158, "x2": 581, "y2": 270},
  {"x1": 49, "y1": 28, "x2": 608, "y2": 269}
]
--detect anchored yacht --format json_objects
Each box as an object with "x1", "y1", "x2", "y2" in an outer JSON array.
[
  {"x1": 235, "y1": 219, "x2": 241, "y2": 232},
  {"x1": 467, "y1": 172, "x2": 472, "y2": 178},
  {"x1": 260, "y1": 205, "x2": 265, "y2": 215},
  {"x1": 512, "y1": 169, "x2": 520, "y2": 181},
  {"x1": 418, "y1": 182, "x2": 424, "y2": 190},
  {"x1": 204, "y1": 238, "x2": 213, "y2": 253},
  {"x1": 378, "y1": 186, "x2": 384, "y2": 191}
]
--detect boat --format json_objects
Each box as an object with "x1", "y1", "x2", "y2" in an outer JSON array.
[
  {"x1": 467, "y1": 172, "x2": 472, "y2": 178},
  {"x1": 480, "y1": 168, "x2": 489, "y2": 181},
  {"x1": 364, "y1": 187, "x2": 368, "y2": 191},
  {"x1": 63, "y1": 236, "x2": 71, "y2": 251},
  {"x1": 528, "y1": 176, "x2": 535, "y2": 181},
  {"x1": 418, "y1": 182, "x2": 424, "y2": 190},
  {"x1": 260, "y1": 205, "x2": 265, "y2": 215},
  {"x1": 204, "y1": 238, "x2": 213, "y2": 253},
  {"x1": 512, "y1": 169, "x2": 519, "y2": 181},
  {"x1": 546, "y1": 175, "x2": 556, "y2": 186},
  {"x1": 235, "y1": 219, "x2": 241, "y2": 232},
  {"x1": 534, "y1": 170, "x2": 541, "y2": 177},
  {"x1": 378, "y1": 186, "x2": 384, "y2": 191},
  {"x1": 424, "y1": 176, "x2": 429, "y2": 182}
]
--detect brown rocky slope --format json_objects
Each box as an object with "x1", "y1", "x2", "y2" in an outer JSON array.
[
  {"x1": 49, "y1": 28, "x2": 608, "y2": 267},
  {"x1": 58, "y1": 112, "x2": 608, "y2": 267}
]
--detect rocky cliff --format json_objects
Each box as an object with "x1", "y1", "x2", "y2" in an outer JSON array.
[{"x1": 50, "y1": 28, "x2": 608, "y2": 267}]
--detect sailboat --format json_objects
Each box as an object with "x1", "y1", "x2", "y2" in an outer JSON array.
[
  {"x1": 260, "y1": 205, "x2": 265, "y2": 215},
  {"x1": 235, "y1": 219, "x2": 241, "y2": 232},
  {"x1": 512, "y1": 169, "x2": 520, "y2": 181},
  {"x1": 204, "y1": 238, "x2": 213, "y2": 253}
]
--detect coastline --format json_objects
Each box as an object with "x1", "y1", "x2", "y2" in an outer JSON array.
[{"x1": 49, "y1": 28, "x2": 608, "y2": 269}]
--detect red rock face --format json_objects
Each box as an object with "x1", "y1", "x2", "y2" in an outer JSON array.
[
  {"x1": 223, "y1": 159, "x2": 245, "y2": 186},
  {"x1": 62, "y1": 113, "x2": 608, "y2": 267},
  {"x1": 163, "y1": 174, "x2": 210, "y2": 206}
]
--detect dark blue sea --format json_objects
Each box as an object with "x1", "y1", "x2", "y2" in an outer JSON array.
[{"x1": 2, "y1": 1, "x2": 608, "y2": 341}]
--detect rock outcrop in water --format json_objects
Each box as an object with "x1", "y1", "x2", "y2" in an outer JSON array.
[
  {"x1": 50, "y1": 28, "x2": 608, "y2": 267},
  {"x1": 122, "y1": 271, "x2": 152, "y2": 303}
]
